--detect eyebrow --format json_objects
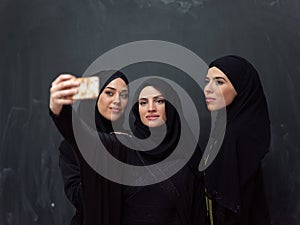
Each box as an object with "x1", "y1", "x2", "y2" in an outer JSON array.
[
  {"x1": 206, "y1": 76, "x2": 227, "y2": 81},
  {"x1": 139, "y1": 95, "x2": 164, "y2": 101},
  {"x1": 105, "y1": 87, "x2": 116, "y2": 91},
  {"x1": 105, "y1": 87, "x2": 128, "y2": 92},
  {"x1": 214, "y1": 77, "x2": 227, "y2": 80}
]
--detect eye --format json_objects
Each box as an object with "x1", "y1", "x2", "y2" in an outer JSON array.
[
  {"x1": 120, "y1": 92, "x2": 128, "y2": 99},
  {"x1": 139, "y1": 101, "x2": 147, "y2": 106},
  {"x1": 105, "y1": 91, "x2": 114, "y2": 96},
  {"x1": 215, "y1": 80, "x2": 224, "y2": 85},
  {"x1": 204, "y1": 79, "x2": 209, "y2": 84},
  {"x1": 155, "y1": 99, "x2": 165, "y2": 105}
]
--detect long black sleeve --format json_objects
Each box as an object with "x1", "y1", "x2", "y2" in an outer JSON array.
[
  {"x1": 58, "y1": 140, "x2": 82, "y2": 209},
  {"x1": 50, "y1": 105, "x2": 128, "y2": 182},
  {"x1": 50, "y1": 105, "x2": 103, "y2": 155}
]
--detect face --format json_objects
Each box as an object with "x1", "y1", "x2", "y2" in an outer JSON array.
[
  {"x1": 97, "y1": 78, "x2": 129, "y2": 121},
  {"x1": 138, "y1": 86, "x2": 167, "y2": 127},
  {"x1": 204, "y1": 66, "x2": 237, "y2": 111}
]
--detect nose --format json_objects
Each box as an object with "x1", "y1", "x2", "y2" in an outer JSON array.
[
  {"x1": 204, "y1": 81, "x2": 213, "y2": 94},
  {"x1": 113, "y1": 94, "x2": 121, "y2": 104},
  {"x1": 148, "y1": 101, "x2": 157, "y2": 112}
]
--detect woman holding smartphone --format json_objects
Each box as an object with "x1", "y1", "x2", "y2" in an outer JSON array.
[
  {"x1": 51, "y1": 71, "x2": 129, "y2": 225},
  {"x1": 49, "y1": 76, "x2": 205, "y2": 225}
]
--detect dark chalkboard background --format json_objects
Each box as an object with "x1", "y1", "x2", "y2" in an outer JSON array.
[{"x1": 1, "y1": 0, "x2": 300, "y2": 224}]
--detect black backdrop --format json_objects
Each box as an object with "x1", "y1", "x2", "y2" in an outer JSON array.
[{"x1": 1, "y1": 0, "x2": 300, "y2": 224}]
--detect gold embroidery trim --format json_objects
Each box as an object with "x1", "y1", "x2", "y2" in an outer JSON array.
[{"x1": 205, "y1": 189, "x2": 214, "y2": 225}]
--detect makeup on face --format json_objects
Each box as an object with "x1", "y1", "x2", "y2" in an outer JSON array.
[
  {"x1": 97, "y1": 78, "x2": 129, "y2": 121},
  {"x1": 204, "y1": 67, "x2": 237, "y2": 111},
  {"x1": 138, "y1": 86, "x2": 167, "y2": 127}
]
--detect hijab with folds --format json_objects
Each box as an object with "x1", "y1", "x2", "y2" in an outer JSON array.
[
  {"x1": 130, "y1": 78, "x2": 181, "y2": 162},
  {"x1": 77, "y1": 70, "x2": 129, "y2": 133},
  {"x1": 72, "y1": 70, "x2": 129, "y2": 225},
  {"x1": 203, "y1": 55, "x2": 271, "y2": 215},
  {"x1": 123, "y1": 78, "x2": 204, "y2": 225},
  {"x1": 56, "y1": 76, "x2": 204, "y2": 225},
  {"x1": 129, "y1": 78, "x2": 200, "y2": 167}
]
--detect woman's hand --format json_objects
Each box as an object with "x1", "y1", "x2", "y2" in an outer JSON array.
[{"x1": 49, "y1": 74, "x2": 80, "y2": 115}]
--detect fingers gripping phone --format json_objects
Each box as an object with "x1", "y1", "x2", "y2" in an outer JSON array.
[{"x1": 73, "y1": 76, "x2": 99, "y2": 100}]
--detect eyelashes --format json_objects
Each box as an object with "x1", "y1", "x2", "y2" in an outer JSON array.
[
  {"x1": 105, "y1": 91, "x2": 113, "y2": 96},
  {"x1": 104, "y1": 91, "x2": 128, "y2": 99},
  {"x1": 139, "y1": 98, "x2": 165, "y2": 106},
  {"x1": 204, "y1": 79, "x2": 225, "y2": 86},
  {"x1": 119, "y1": 93, "x2": 129, "y2": 99}
]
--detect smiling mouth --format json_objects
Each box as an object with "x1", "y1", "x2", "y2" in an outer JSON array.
[{"x1": 110, "y1": 107, "x2": 121, "y2": 113}]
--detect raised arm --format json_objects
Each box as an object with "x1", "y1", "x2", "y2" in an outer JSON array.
[
  {"x1": 49, "y1": 74, "x2": 80, "y2": 116},
  {"x1": 49, "y1": 74, "x2": 127, "y2": 164}
]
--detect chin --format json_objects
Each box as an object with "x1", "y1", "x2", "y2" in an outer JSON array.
[
  {"x1": 148, "y1": 124, "x2": 158, "y2": 128},
  {"x1": 207, "y1": 103, "x2": 226, "y2": 112},
  {"x1": 207, "y1": 106, "x2": 226, "y2": 112},
  {"x1": 207, "y1": 107, "x2": 216, "y2": 112},
  {"x1": 110, "y1": 115, "x2": 121, "y2": 122},
  {"x1": 149, "y1": 121, "x2": 165, "y2": 128}
]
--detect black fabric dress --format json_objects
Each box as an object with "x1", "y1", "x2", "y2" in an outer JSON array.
[
  {"x1": 57, "y1": 70, "x2": 129, "y2": 225},
  {"x1": 51, "y1": 78, "x2": 206, "y2": 225},
  {"x1": 199, "y1": 55, "x2": 271, "y2": 225},
  {"x1": 59, "y1": 140, "x2": 83, "y2": 225}
]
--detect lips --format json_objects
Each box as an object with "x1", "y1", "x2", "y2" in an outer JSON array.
[
  {"x1": 110, "y1": 107, "x2": 122, "y2": 113},
  {"x1": 146, "y1": 114, "x2": 159, "y2": 120},
  {"x1": 205, "y1": 97, "x2": 215, "y2": 103}
]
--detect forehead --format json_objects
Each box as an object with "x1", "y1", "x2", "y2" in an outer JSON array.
[
  {"x1": 207, "y1": 67, "x2": 229, "y2": 80},
  {"x1": 105, "y1": 78, "x2": 128, "y2": 90},
  {"x1": 138, "y1": 86, "x2": 162, "y2": 99}
]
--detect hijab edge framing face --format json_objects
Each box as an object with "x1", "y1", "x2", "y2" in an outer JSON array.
[
  {"x1": 138, "y1": 85, "x2": 167, "y2": 128},
  {"x1": 204, "y1": 55, "x2": 271, "y2": 214},
  {"x1": 130, "y1": 77, "x2": 183, "y2": 137},
  {"x1": 208, "y1": 55, "x2": 271, "y2": 126},
  {"x1": 204, "y1": 66, "x2": 237, "y2": 112},
  {"x1": 130, "y1": 78, "x2": 185, "y2": 159},
  {"x1": 97, "y1": 77, "x2": 129, "y2": 122},
  {"x1": 78, "y1": 70, "x2": 129, "y2": 133}
]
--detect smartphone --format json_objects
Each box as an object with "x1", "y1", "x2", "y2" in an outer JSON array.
[{"x1": 73, "y1": 76, "x2": 99, "y2": 100}]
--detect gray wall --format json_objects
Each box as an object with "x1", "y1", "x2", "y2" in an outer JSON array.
[{"x1": 1, "y1": 0, "x2": 300, "y2": 224}]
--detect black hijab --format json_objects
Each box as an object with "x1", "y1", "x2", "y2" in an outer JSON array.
[
  {"x1": 75, "y1": 70, "x2": 129, "y2": 225},
  {"x1": 126, "y1": 78, "x2": 205, "y2": 225},
  {"x1": 77, "y1": 70, "x2": 129, "y2": 133},
  {"x1": 129, "y1": 77, "x2": 200, "y2": 168},
  {"x1": 203, "y1": 55, "x2": 271, "y2": 213},
  {"x1": 59, "y1": 76, "x2": 202, "y2": 224},
  {"x1": 130, "y1": 78, "x2": 181, "y2": 160}
]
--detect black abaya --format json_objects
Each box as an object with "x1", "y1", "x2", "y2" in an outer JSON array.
[
  {"x1": 51, "y1": 78, "x2": 205, "y2": 225},
  {"x1": 57, "y1": 70, "x2": 128, "y2": 225},
  {"x1": 201, "y1": 55, "x2": 271, "y2": 225}
]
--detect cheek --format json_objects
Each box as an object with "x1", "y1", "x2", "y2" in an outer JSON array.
[
  {"x1": 214, "y1": 89, "x2": 224, "y2": 103},
  {"x1": 162, "y1": 108, "x2": 167, "y2": 121},
  {"x1": 139, "y1": 107, "x2": 149, "y2": 125},
  {"x1": 222, "y1": 89, "x2": 236, "y2": 106},
  {"x1": 97, "y1": 102, "x2": 105, "y2": 115},
  {"x1": 138, "y1": 106, "x2": 145, "y2": 117},
  {"x1": 121, "y1": 99, "x2": 129, "y2": 107},
  {"x1": 97, "y1": 96, "x2": 109, "y2": 112},
  {"x1": 158, "y1": 106, "x2": 167, "y2": 122}
]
